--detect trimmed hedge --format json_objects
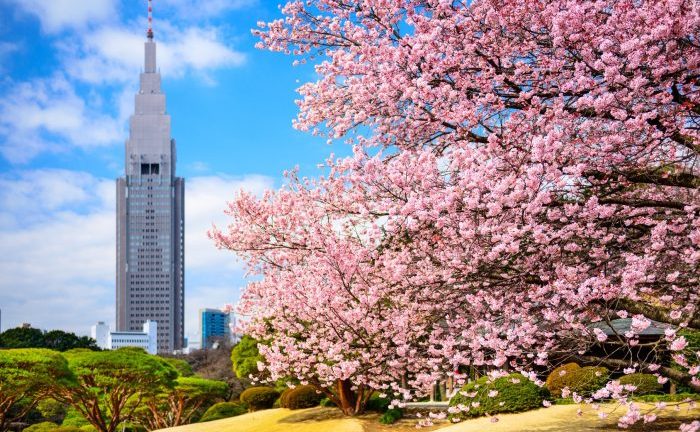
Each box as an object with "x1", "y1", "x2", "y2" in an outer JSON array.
[
  {"x1": 545, "y1": 363, "x2": 580, "y2": 397},
  {"x1": 545, "y1": 364, "x2": 609, "y2": 397},
  {"x1": 285, "y1": 385, "x2": 323, "y2": 409},
  {"x1": 619, "y1": 373, "x2": 663, "y2": 395},
  {"x1": 568, "y1": 366, "x2": 609, "y2": 396},
  {"x1": 449, "y1": 373, "x2": 549, "y2": 419},
  {"x1": 199, "y1": 402, "x2": 247, "y2": 423},
  {"x1": 24, "y1": 423, "x2": 83, "y2": 432},
  {"x1": 240, "y1": 386, "x2": 280, "y2": 411},
  {"x1": 278, "y1": 387, "x2": 294, "y2": 408}
]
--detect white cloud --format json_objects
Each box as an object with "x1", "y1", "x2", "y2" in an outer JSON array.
[
  {"x1": 0, "y1": 75, "x2": 123, "y2": 163},
  {"x1": 0, "y1": 170, "x2": 273, "y2": 338},
  {"x1": 5, "y1": 0, "x2": 118, "y2": 33},
  {"x1": 63, "y1": 24, "x2": 246, "y2": 85},
  {"x1": 185, "y1": 174, "x2": 273, "y2": 272}
]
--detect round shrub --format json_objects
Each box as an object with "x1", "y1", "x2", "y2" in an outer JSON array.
[
  {"x1": 286, "y1": 385, "x2": 324, "y2": 409},
  {"x1": 199, "y1": 402, "x2": 247, "y2": 423},
  {"x1": 619, "y1": 373, "x2": 663, "y2": 395},
  {"x1": 449, "y1": 373, "x2": 549, "y2": 419},
  {"x1": 546, "y1": 363, "x2": 581, "y2": 397},
  {"x1": 239, "y1": 387, "x2": 280, "y2": 411},
  {"x1": 24, "y1": 422, "x2": 60, "y2": 432},
  {"x1": 545, "y1": 364, "x2": 608, "y2": 397},
  {"x1": 568, "y1": 366, "x2": 609, "y2": 396},
  {"x1": 278, "y1": 387, "x2": 294, "y2": 408}
]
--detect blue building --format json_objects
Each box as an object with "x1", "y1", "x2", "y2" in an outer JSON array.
[{"x1": 199, "y1": 308, "x2": 235, "y2": 349}]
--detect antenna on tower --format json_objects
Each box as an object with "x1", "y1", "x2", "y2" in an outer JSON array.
[{"x1": 147, "y1": 0, "x2": 154, "y2": 39}]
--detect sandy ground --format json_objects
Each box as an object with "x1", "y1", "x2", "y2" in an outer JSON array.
[
  {"x1": 439, "y1": 403, "x2": 700, "y2": 432},
  {"x1": 157, "y1": 404, "x2": 699, "y2": 432}
]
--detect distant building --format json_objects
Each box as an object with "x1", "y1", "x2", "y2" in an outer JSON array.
[
  {"x1": 91, "y1": 320, "x2": 158, "y2": 355},
  {"x1": 115, "y1": 6, "x2": 184, "y2": 354},
  {"x1": 199, "y1": 308, "x2": 239, "y2": 349}
]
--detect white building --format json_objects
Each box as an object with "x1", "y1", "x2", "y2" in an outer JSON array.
[{"x1": 91, "y1": 320, "x2": 158, "y2": 355}]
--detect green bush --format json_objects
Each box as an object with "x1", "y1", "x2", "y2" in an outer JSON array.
[
  {"x1": 568, "y1": 366, "x2": 609, "y2": 396},
  {"x1": 24, "y1": 422, "x2": 60, "y2": 432},
  {"x1": 78, "y1": 426, "x2": 97, "y2": 432},
  {"x1": 285, "y1": 385, "x2": 323, "y2": 409},
  {"x1": 23, "y1": 423, "x2": 84, "y2": 432},
  {"x1": 278, "y1": 387, "x2": 294, "y2": 408},
  {"x1": 449, "y1": 373, "x2": 549, "y2": 419},
  {"x1": 365, "y1": 394, "x2": 391, "y2": 413},
  {"x1": 199, "y1": 402, "x2": 247, "y2": 423},
  {"x1": 379, "y1": 408, "x2": 403, "y2": 424},
  {"x1": 37, "y1": 399, "x2": 66, "y2": 423},
  {"x1": 239, "y1": 387, "x2": 279, "y2": 411},
  {"x1": 545, "y1": 363, "x2": 581, "y2": 397},
  {"x1": 545, "y1": 364, "x2": 608, "y2": 397},
  {"x1": 619, "y1": 373, "x2": 663, "y2": 395},
  {"x1": 61, "y1": 408, "x2": 90, "y2": 428},
  {"x1": 633, "y1": 393, "x2": 699, "y2": 403},
  {"x1": 319, "y1": 397, "x2": 336, "y2": 407}
]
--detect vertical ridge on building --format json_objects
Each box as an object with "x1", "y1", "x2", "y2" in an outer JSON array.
[{"x1": 116, "y1": 5, "x2": 185, "y2": 353}]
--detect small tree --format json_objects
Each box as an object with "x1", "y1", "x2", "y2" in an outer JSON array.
[
  {"x1": 51, "y1": 348, "x2": 177, "y2": 432},
  {"x1": 230, "y1": 336, "x2": 263, "y2": 379},
  {"x1": 137, "y1": 377, "x2": 228, "y2": 430},
  {"x1": 0, "y1": 349, "x2": 72, "y2": 432}
]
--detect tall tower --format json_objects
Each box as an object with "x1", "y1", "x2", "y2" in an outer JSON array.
[{"x1": 116, "y1": 2, "x2": 185, "y2": 353}]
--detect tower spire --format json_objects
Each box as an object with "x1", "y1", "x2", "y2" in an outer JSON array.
[{"x1": 147, "y1": 0, "x2": 154, "y2": 39}]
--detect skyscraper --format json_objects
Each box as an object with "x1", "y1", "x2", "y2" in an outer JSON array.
[{"x1": 116, "y1": 5, "x2": 185, "y2": 354}]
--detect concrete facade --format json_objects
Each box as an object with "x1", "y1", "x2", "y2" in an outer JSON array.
[
  {"x1": 116, "y1": 34, "x2": 184, "y2": 354},
  {"x1": 91, "y1": 320, "x2": 158, "y2": 355}
]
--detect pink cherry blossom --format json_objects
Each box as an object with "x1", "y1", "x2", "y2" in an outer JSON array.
[{"x1": 212, "y1": 0, "x2": 700, "y2": 415}]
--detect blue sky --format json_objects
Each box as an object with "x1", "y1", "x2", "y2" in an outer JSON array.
[{"x1": 0, "y1": 0, "x2": 348, "y2": 341}]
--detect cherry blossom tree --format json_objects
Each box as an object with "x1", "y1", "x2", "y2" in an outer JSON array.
[{"x1": 213, "y1": 0, "x2": 700, "y2": 422}]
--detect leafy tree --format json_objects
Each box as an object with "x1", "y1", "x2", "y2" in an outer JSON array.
[
  {"x1": 44, "y1": 331, "x2": 98, "y2": 352},
  {"x1": 0, "y1": 328, "x2": 98, "y2": 352},
  {"x1": 136, "y1": 377, "x2": 228, "y2": 430},
  {"x1": 158, "y1": 358, "x2": 193, "y2": 377},
  {"x1": 230, "y1": 336, "x2": 263, "y2": 379},
  {"x1": 0, "y1": 349, "x2": 72, "y2": 432},
  {"x1": 0, "y1": 327, "x2": 45, "y2": 349},
  {"x1": 51, "y1": 349, "x2": 177, "y2": 432}
]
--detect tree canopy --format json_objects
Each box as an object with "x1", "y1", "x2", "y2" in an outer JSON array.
[
  {"x1": 51, "y1": 348, "x2": 178, "y2": 432},
  {"x1": 213, "y1": 0, "x2": 700, "y2": 421},
  {"x1": 0, "y1": 327, "x2": 98, "y2": 351},
  {"x1": 0, "y1": 349, "x2": 72, "y2": 432}
]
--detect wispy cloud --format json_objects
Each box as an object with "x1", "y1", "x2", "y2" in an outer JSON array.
[
  {"x1": 0, "y1": 75, "x2": 124, "y2": 163},
  {"x1": 62, "y1": 24, "x2": 246, "y2": 85},
  {"x1": 4, "y1": 0, "x2": 118, "y2": 33}
]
